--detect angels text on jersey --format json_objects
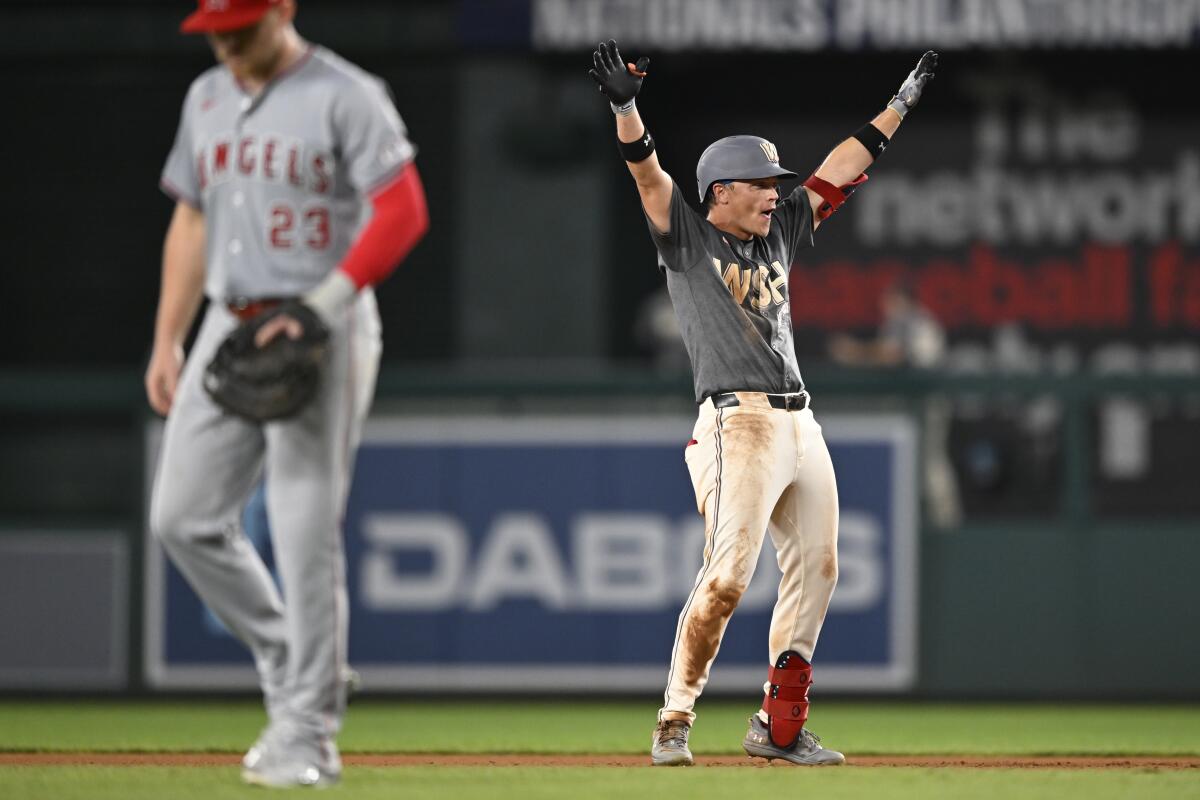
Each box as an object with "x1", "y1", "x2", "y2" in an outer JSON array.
[{"x1": 195, "y1": 132, "x2": 333, "y2": 196}]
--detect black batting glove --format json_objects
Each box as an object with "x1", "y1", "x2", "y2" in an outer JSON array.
[
  {"x1": 888, "y1": 50, "x2": 938, "y2": 119},
  {"x1": 589, "y1": 39, "x2": 649, "y2": 113}
]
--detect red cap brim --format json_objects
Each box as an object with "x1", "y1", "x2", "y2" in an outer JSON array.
[{"x1": 180, "y1": 6, "x2": 270, "y2": 34}]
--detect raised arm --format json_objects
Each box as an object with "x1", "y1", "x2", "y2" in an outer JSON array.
[
  {"x1": 590, "y1": 40, "x2": 672, "y2": 234},
  {"x1": 804, "y1": 51, "x2": 938, "y2": 229}
]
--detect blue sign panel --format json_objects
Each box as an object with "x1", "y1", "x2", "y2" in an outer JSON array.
[{"x1": 145, "y1": 415, "x2": 916, "y2": 692}]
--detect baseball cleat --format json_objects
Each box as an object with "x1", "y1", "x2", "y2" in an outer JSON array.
[
  {"x1": 242, "y1": 761, "x2": 340, "y2": 789},
  {"x1": 651, "y1": 719, "x2": 694, "y2": 766},
  {"x1": 241, "y1": 726, "x2": 342, "y2": 788},
  {"x1": 241, "y1": 722, "x2": 285, "y2": 773},
  {"x1": 742, "y1": 715, "x2": 845, "y2": 765}
]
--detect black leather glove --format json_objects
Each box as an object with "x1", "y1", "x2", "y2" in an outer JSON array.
[
  {"x1": 203, "y1": 301, "x2": 331, "y2": 422},
  {"x1": 589, "y1": 39, "x2": 649, "y2": 111},
  {"x1": 888, "y1": 50, "x2": 938, "y2": 119}
]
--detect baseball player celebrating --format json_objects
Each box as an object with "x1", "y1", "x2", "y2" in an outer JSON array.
[
  {"x1": 145, "y1": 0, "x2": 428, "y2": 787},
  {"x1": 589, "y1": 41, "x2": 936, "y2": 766}
]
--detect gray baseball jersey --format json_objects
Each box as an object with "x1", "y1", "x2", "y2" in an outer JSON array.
[
  {"x1": 160, "y1": 45, "x2": 415, "y2": 299},
  {"x1": 151, "y1": 43, "x2": 407, "y2": 749},
  {"x1": 649, "y1": 179, "x2": 838, "y2": 732},
  {"x1": 647, "y1": 181, "x2": 814, "y2": 403}
]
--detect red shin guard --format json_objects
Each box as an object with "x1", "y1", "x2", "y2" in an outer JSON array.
[{"x1": 762, "y1": 651, "x2": 811, "y2": 748}]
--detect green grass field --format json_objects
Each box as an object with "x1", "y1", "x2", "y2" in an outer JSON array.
[{"x1": 2, "y1": 699, "x2": 1198, "y2": 799}]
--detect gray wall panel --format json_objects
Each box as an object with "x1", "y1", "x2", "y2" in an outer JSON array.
[{"x1": 0, "y1": 533, "x2": 129, "y2": 689}]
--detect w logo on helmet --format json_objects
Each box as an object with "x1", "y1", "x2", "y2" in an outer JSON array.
[
  {"x1": 206, "y1": 0, "x2": 230, "y2": 10},
  {"x1": 759, "y1": 141, "x2": 780, "y2": 163}
]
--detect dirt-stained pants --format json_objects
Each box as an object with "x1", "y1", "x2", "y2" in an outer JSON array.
[{"x1": 659, "y1": 392, "x2": 839, "y2": 725}]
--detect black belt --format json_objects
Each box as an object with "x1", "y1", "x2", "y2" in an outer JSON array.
[{"x1": 709, "y1": 391, "x2": 810, "y2": 411}]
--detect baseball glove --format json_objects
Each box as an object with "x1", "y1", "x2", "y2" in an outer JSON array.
[{"x1": 203, "y1": 301, "x2": 331, "y2": 422}]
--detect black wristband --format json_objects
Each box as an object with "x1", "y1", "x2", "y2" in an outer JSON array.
[
  {"x1": 852, "y1": 123, "x2": 889, "y2": 160},
  {"x1": 617, "y1": 127, "x2": 655, "y2": 163}
]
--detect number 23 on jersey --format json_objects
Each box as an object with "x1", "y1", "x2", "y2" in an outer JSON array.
[{"x1": 269, "y1": 203, "x2": 330, "y2": 251}]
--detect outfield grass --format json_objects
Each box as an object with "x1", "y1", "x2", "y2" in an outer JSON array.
[
  {"x1": 1, "y1": 700, "x2": 1197, "y2": 800},
  {"x1": 0, "y1": 699, "x2": 1197, "y2": 756}
]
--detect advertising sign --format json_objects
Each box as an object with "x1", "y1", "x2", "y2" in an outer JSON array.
[{"x1": 145, "y1": 414, "x2": 916, "y2": 692}]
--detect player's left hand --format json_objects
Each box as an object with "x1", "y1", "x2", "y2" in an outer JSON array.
[
  {"x1": 891, "y1": 50, "x2": 938, "y2": 115},
  {"x1": 589, "y1": 39, "x2": 649, "y2": 107},
  {"x1": 145, "y1": 341, "x2": 185, "y2": 416}
]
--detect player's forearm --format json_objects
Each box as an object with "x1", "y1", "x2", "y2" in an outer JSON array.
[
  {"x1": 154, "y1": 203, "x2": 207, "y2": 349},
  {"x1": 814, "y1": 109, "x2": 900, "y2": 186},
  {"x1": 815, "y1": 51, "x2": 938, "y2": 186},
  {"x1": 591, "y1": 41, "x2": 671, "y2": 230},
  {"x1": 613, "y1": 105, "x2": 671, "y2": 232},
  {"x1": 617, "y1": 107, "x2": 667, "y2": 189},
  {"x1": 804, "y1": 52, "x2": 937, "y2": 225},
  {"x1": 615, "y1": 104, "x2": 644, "y2": 143},
  {"x1": 593, "y1": 42, "x2": 664, "y2": 189}
]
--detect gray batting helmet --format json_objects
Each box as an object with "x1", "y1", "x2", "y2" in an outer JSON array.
[{"x1": 696, "y1": 135, "x2": 798, "y2": 202}]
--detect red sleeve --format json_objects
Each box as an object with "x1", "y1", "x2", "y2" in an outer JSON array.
[{"x1": 339, "y1": 162, "x2": 429, "y2": 289}]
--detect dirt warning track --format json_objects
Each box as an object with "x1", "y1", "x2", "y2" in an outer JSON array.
[{"x1": 1, "y1": 753, "x2": 1197, "y2": 769}]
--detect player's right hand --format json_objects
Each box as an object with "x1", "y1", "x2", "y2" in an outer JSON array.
[
  {"x1": 589, "y1": 39, "x2": 649, "y2": 106},
  {"x1": 145, "y1": 342, "x2": 184, "y2": 417}
]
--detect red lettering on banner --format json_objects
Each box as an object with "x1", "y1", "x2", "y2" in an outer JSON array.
[
  {"x1": 1150, "y1": 243, "x2": 1180, "y2": 327},
  {"x1": 789, "y1": 269, "x2": 816, "y2": 320},
  {"x1": 826, "y1": 262, "x2": 865, "y2": 325},
  {"x1": 238, "y1": 136, "x2": 256, "y2": 174},
  {"x1": 1150, "y1": 242, "x2": 1200, "y2": 328},
  {"x1": 1090, "y1": 245, "x2": 1130, "y2": 326},
  {"x1": 1187, "y1": 268, "x2": 1200, "y2": 327},
  {"x1": 790, "y1": 244, "x2": 1136, "y2": 331},
  {"x1": 969, "y1": 245, "x2": 1029, "y2": 326},
  {"x1": 1033, "y1": 261, "x2": 1080, "y2": 328},
  {"x1": 312, "y1": 155, "x2": 330, "y2": 194},
  {"x1": 263, "y1": 139, "x2": 277, "y2": 179},
  {"x1": 919, "y1": 261, "x2": 968, "y2": 326},
  {"x1": 867, "y1": 261, "x2": 907, "y2": 311}
]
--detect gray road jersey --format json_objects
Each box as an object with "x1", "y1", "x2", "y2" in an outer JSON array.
[
  {"x1": 160, "y1": 45, "x2": 415, "y2": 300},
  {"x1": 647, "y1": 180, "x2": 814, "y2": 403}
]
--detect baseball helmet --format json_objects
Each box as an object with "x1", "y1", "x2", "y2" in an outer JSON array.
[{"x1": 696, "y1": 135, "x2": 798, "y2": 202}]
